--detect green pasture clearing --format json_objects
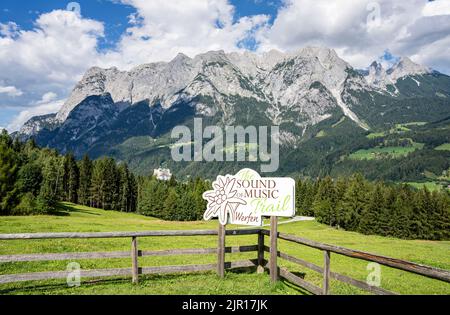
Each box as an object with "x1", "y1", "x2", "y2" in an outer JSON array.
[
  {"x1": 0, "y1": 203, "x2": 449, "y2": 295},
  {"x1": 366, "y1": 122, "x2": 426, "y2": 139},
  {"x1": 349, "y1": 143, "x2": 424, "y2": 160},
  {"x1": 435, "y1": 143, "x2": 450, "y2": 151},
  {"x1": 406, "y1": 182, "x2": 446, "y2": 192}
]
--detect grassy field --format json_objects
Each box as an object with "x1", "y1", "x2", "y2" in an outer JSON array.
[
  {"x1": 366, "y1": 122, "x2": 426, "y2": 139},
  {"x1": 406, "y1": 182, "x2": 446, "y2": 192},
  {"x1": 0, "y1": 203, "x2": 449, "y2": 295},
  {"x1": 349, "y1": 143, "x2": 424, "y2": 160},
  {"x1": 435, "y1": 143, "x2": 450, "y2": 151}
]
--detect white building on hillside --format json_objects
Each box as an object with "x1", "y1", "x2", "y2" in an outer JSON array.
[{"x1": 153, "y1": 168, "x2": 172, "y2": 181}]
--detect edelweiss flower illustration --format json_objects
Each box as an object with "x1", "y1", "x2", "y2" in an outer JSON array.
[{"x1": 203, "y1": 175, "x2": 247, "y2": 225}]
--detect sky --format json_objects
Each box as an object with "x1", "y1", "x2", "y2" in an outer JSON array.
[{"x1": 1, "y1": 0, "x2": 450, "y2": 132}]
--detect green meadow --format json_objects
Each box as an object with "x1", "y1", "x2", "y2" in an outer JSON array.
[
  {"x1": 349, "y1": 143, "x2": 424, "y2": 160},
  {"x1": 406, "y1": 182, "x2": 446, "y2": 192},
  {"x1": 435, "y1": 143, "x2": 450, "y2": 151},
  {"x1": 0, "y1": 203, "x2": 449, "y2": 295}
]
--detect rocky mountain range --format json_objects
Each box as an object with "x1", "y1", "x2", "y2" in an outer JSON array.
[{"x1": 15, "y1": 46, "x2": 450, "y2": 176}]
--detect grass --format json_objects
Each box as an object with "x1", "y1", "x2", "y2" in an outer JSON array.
[
  {"x1": 0, "y1": 203, "x2": 449, "y2": 295},
  {"x1": 366, "y1": 132, "x2": 385, "y2": 139},
  {"x1": 315, "y1": 130, "x2": 326, "y2": 138},
  {"x1": 435, "y1": 143, "x2": 450, "y2": 151},
  {"x1": 406, "y1": 182, "x2": 445, "y2": 192},
  {"x1": 366, "y1": 122, "x2": 426, "y2": 139},
  {"x1": 349, "y1": 142, "x2": 424, "y2": 160}
]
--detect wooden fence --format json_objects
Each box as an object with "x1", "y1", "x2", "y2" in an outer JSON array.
[{"x1": 0, "y1": 224, "x2": 449, "y2": 295}]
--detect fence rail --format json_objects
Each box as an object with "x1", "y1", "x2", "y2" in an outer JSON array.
[
  {"x1": 0, "y1": 227, "x2": 449, "y2": 295},
  {"x1": 260, "y1": 230, "x2": 450, "y2": 284}
]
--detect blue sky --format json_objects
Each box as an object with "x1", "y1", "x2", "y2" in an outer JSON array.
[
  {"x1": 1, "y1": 0, "x2": 136, "y2": 50},
  {"x1": 0, "y1": 0, "x2": 449, "y2": 131},
  {"x1": 0, "y1": 0, "x2": 282, "y2": 51}
]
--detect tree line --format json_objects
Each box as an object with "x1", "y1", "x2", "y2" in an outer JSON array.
[
  {"x1": 137, "y1": 176, "x2": 209, "y2": 221},
  {"x1": 1, "y1": 130, "x2": 449, "y2": 240},
  {"x1": 0, "y1": 130, "x2": 137, "y2": 215},
  {"x1": 296, "y1": 174, "x2": 450, "y2": 240}
]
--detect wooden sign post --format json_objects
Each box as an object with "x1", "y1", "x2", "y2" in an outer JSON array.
[
  {"x1": 202, "y1": 169, "x2": 295, "y2": 282},
  {"x1": 131, "y1": 236, "x2": 139, "y2": 284},
  {"x1": 217, "y1": 224, "x2": 226, "y2": 278},
  {"x1": 270, "y1": 216, "x2": 278, "y2": 283}
]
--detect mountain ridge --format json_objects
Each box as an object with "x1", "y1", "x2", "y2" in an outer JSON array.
[{"x1": 15, "y1": 46, "x2": 450, "y2": 178}]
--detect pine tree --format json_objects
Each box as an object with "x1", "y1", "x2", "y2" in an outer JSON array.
[
  {"x1": 430, "y1": 192, "x2": 450, "y2": 240},
  {"x1": 312, "y1": 177, "x2": 336, "y2": 226},
  {"x1": 137, "y1": 177, "x2": 157, "y2": 216},
  {"x1": 129, "y1": 172, "x2": 138, "y2": 212},
  {"x1": 163, "y1": 188, "x2": 179, "y2": 220},
  {"x1": 0, "y1": 138, "x2": 19, "y2": 214},
  {"x1": 337, "y1": 174, "x2": 367, "y2": 230},
  {"x1": 78, "y1": 155, "x2": 93, "y2": 206},
  {"x1": 91, "y1": 159, "x2": 105, "y2": 209},
  {"x1": 37, "y1": 157, "x2": 61, "y2": 213},
  {"x1": 118, "y1": 163, "x2": 136, "y2": 212},
  {"x1": 333, "y1": 177, "x2": 348, "y2": 229},
  {"x1": 17, "y1": 163, "x2": 43, "y2": 197},
  {"x1": 65, "y1": 153, "x2": 79, "y2": 204},
  {"x1": 388, "y1": 186, "x2": 413, "y2": 238},
  {"x1": 358, "y1": 183, "x2": 384, "y2": 235}
]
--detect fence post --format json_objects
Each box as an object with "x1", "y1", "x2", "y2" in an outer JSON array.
[
  {"x1": 270, "y1": 216, "x2": 278, "y2": 283},
  {"x1": 131, "y1": 236, "x2": 139, "y2": 284},
  {"x1": 217, "y1": 224, "x2": 225, "y2": 278},
  {"x1": 257, "y1": 230, "x2": 265, "y2": 274},
  {"x1": 323, "y1": 250, "x2": 331, "y2": 295}
]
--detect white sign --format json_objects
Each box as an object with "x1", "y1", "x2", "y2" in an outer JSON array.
[{"x1": 202, "y1": 169, "x2": 295, "y2": 226}]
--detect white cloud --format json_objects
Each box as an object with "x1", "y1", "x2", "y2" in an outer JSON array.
[
  {"x1": 257, "y1": 0, "x2": 450, "y2": 72},
  {"x1": 2, "y1": 0, "x2": 450, "y2": 131},
  {"x1": 99, "y1": 0, "x2": 269, "y2": 68},
  {"x1": 36, "y1": 92, "x2": 58, "y2": 104},
  {"x1": 0, "y1": 2, "x2": 269, "y2": 129},
  {"x1": 7, "y1": 93, "x2": 65, "y2": 132},
  {"x1": 422, "y1": 0, "x2": 450, "y2": 17},
  {"x1": 0, "y1": 10, "x2": 104, "y2": 111},
  {"x1": 0, "y1": 85, "x2": 23, "y2": 97}
]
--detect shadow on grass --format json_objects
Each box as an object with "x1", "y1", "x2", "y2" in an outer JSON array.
[
  {"x1": 0, "y1": 277, "x2": 131, "y2": 295},
  {"x1": 57, "y1": 203, "x2": 101, "y2": 216},
  {"x1": 0, "y1": 268, "x2": 310, "y2": 295}
]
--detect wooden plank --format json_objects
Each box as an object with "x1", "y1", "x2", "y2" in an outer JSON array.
[
  {"x1": 217, "y1": 224, "x2": 226, "y2": 278},
  {"x1": 0, "y1": 260, "x2": 260, "y2": 284},
  {"x1": 279, "y1": 251, "x2": 323, "y2": 273},
  {"x1": 0, "y1": 246, "x2": 259, "y2": 263},
  {"x1": 141, "y1": 245, "x2": 257, "y2": 257},
  {"x1": 140, "y1": 260, "x2": 257, "y2": 276},
  {"x1": 331, "y1": 271, "x2": 396, "y2": 295},
  {"x1": 279, "y1": 267, "x2": 322, "y2": 295},
  {"x1": 0, "y1": 268, "x2": 131, "y2": 284},
  {"x1": 131, "y1": 237, "x2": 139, "y2": 284},
  {"x1": 270, "y1": 250, "x2": 396, "y2": 295},
  {"x1": 226, "y1": 245, "x2": 258, "y2": 253},
  {"x1": 266, "y1": 231, "x2": 450, "y2": 283},
  {"x1": 257, "y1": 232, "x2": 265, "y2": 273},
  {"x1": 226, "y1": 229, "x2": 261, "y2": 236},
  {"x1": 0, "y1": 229, "x2": 260, "y2": 240},
  {"x1": 323, "y1": 250, "x2": 331, "y2": 295},
  {"x1": 270, "y1": 217, "x2": 278, "y2": 283},
  {"x1": 265, "y1": 246, "x2": 323, "y2": 273},
  {"x1": 0, "y1": 251, "x2": 130, "y2": 263}
]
